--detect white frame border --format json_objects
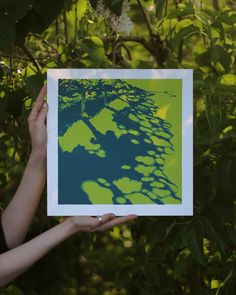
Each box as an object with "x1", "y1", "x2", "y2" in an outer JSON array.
[{"x1": 47, "y1": 69, "x2": 193, "y2": 216}]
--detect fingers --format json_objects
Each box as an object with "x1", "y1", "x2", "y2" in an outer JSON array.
[
  {"x1": 95, "y1": 213, "x2": 116, "y2": 227},
  {"x1": 93, "y1": 214, "x2": 137, "y2": 232},
  {"x1": 28, "y1": 85, "x2": 47, "y2": 122},
  {"x1": 36, "y1": 102, "x2": 48, "y2": 126}
]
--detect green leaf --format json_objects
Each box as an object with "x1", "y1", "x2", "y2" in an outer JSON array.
[
  {"x1": 80, "y1": 36, "x2": 111, "y2": 67},
  {"x1": 155, "y1": 0, "x2": 166, "y2": 19},
  {"x1": 195, "y1": 50, "x2": 211, "y2": 67},
  {"x1": 220, "y1": 74, "x2": 236, "y2": 86},
  {"x1": 0, "y1": 96, "x2": 8, "y2": 119},
  {"x1": 175, "y1": 19, "x2": 193, "y2": 33},
  {"x1": 200, "y1": 217, "x2": 225, "y2": 252},
  {"x1": 172, "y1": 18, "x2": 200, "y2": 47},
  {"x1": 215, "y1": 155, "x2": 236, "y2": 194},
  {"x1": 211, "y1": 19, "x2": 225, "y2": 41},
  {"x1": 6, "y1": 89, "x2": 26, "y2": 118},
  {"x1": 216, "y1": 267, "x2": 234, "y2": 295},
  {"x1": 177, "y1": 2, "x2": 194, "y2": 16},
  {"x1": 211, "y1": 45, "x2": 231, "y2": 72},
  {"x1": 168, "y1": 2, "x2": 194, "y2": 18},
  {"x1": 217, "y1": 9, "x2": 236, "y2": 25},
  {"x1": 25, "y1": 73, "x2": 44, "y2": 100},
  {"x1": 104, "y1": 0, "x2": 124, "y2": 16},
  {"x1": 32, "y1": 0, "x2": 64, "y2": 21},
  {"x1": 204, "y1": 94, "x2": 221, "y2": 141},
  {"x1": 196, "y1": 11, "x2": 212, "y2": 39},
  {"x1": 77, "y1": 0, "x2": 87, "y2": 21},
  {"x1": 88, "y1": 0, "x2": 99, "y2": 10},
  {"x1": 5, "y1": 0, "x2": 30, "y2": 21},
  {"x1": 183, "y1": 228, "x2": 205, "y2": 265},
  {"x1": 3, "y1": 285, "x2": 24, "y2": 295},
  {"x1": 164, "y1": 219, "x2": 176, "y2": 238},
  {"x1": 0, "y1": 15, "x2": 15, "y2": 53},
  {"x1": 174, "y1": 249, "x2": 192, "y2": 280}
]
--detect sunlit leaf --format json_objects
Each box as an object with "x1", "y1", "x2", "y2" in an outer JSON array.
[{"x1": 220, "y1": 74, "x2": 236, "y2": 86}]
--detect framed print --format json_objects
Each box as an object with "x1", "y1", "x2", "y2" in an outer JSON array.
[{"x1": 47, "y1": 69, "x2": 193, "y2": 216}]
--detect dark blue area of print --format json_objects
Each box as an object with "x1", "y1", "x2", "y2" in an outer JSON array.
[{"x1": 58, "y1": 79, "x2": 181, "y2": 205}]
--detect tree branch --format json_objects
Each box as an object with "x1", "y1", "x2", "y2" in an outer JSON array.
[
  {"x1": 103, "y1": 36, "x2": 154, "y2": 56},
  {"x1": 103, "y1": 35, "x2": 166, "y2": 66}
]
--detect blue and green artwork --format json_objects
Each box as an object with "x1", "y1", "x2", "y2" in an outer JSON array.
[{"x1": 58, "y1": 78, "x2": 182, "y2": 205}]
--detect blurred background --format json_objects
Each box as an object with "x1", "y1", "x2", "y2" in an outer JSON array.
[{"x1": 0, "y1": 0, "x2": 235, "y2": 294}]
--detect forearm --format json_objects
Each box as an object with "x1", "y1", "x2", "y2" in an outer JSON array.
[
  {"x1": 2, "y1": 151, "x2": 46, "y2": 248},
  {"x1": 0, "y1": 219, "x2": 76, "y2": 288}
]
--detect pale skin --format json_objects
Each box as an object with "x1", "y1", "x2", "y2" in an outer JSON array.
[{"x1": 0, "y1": 86, "x2": 137, "y2": 287}]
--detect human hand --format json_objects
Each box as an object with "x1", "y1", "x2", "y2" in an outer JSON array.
[
  {"x1": 28, "y1": 85, "x2": 48, "y2": 159},
  {"x1": 68, "y1": 213, "x2": 138, "y2": 233}
]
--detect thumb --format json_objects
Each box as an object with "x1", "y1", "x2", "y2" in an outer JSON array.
[{"x1": 36, "y1": 102, "x2": 48, "y2": 125}]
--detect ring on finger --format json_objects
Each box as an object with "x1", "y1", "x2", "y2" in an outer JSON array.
[{"x1": 96, "y1": 216, "x2": 103, "y2": 225}]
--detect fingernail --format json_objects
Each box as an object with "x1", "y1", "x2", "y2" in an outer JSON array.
[{"x1": 43, "y1": 102, "x2": 47, "y2": 108}]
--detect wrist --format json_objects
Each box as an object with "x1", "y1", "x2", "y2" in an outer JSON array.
[
  {"x1": 28, "y1": 150, "x2": 46, "y2": 170},
  {"x1": 62, "y1": 217, "x2": 79, "y2": 236}
]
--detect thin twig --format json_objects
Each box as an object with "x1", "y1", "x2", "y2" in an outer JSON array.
[
  {"x1": 103, "y1": 36, "x2": 154, "y2": 56},
  {"x1": 136, "y1": 0, "x2": 155, "y2": 42},
  {"x1": 74, "y1": 0, "x2": 78, "y2": 45},
  {"x1": 112, "y1": 42, "x2": 121, "y2": 67},
  {"x1": 30, "y1": 33, "x2": 58, "y2": 54},
  {"x1": 165, "y1": 0, "x2": 169, "y2": 17},
  {"x1": 56, "y1": 16, "x2": 60, "y2": 49},
  {"x1": 63, "y1": 10, "x2": 68, "y2": 44},
  {"x1": 19, "y1": 45, "x2": 41, "y2": 73}
]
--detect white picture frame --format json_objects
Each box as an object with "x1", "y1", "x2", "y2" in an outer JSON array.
[{"x1": 47, "y1": 69, "x2": 193, "y2": 216}]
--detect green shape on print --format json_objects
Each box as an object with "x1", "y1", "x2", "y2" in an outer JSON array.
[
  {"x1": 152, "y1": 187, "x2": 169, "y2": 197},
  {"x1": 154, "y1": 170, "x2": 163, "y2": 177},
  {"x1": 121, "y1": 129, "x2": 128, "y2": 135},
  {"x1": 135, "y1": 155, "x2": 154, "y2": 165},
  {"x1": 97, "y1": 178, "x2": 106, "y2": 184},
  {"x1": 96, "y1": 149, "x2": 106, "y2": 158},
  {"x1": 131, "y1": 139, "x2": 139, "y2": 144},
  {"x1": 141, "y1": 177, "x2": 155, "y2": 182},
  {"x1": 165, "y1": 147, "x2": 173, "y2": 155},
  {"x1": 163, "y1": 196, "x2": 181, "y2": 204},
  {"x1": 81, "y1": 181, "x2": 113, "y2": 204},
  {"x1": 59, "y1": 120, "x2": 100, "y2": 153},
  {"x1": 109, "y1": 98, "x2": 129, "y2": 111},
  {"x1": 127, "y1": 193, "x2": 156, "y2": 204},
  {"x1": 140, "y1": 126, "x2": 149, "y2": 132},
  {"x1": 116, "y1": 196, "x2": 127, "y2": 204},
  {"x1": 144, "y1": 138, "x2": 152, "y2": 144},
  {"x1": 150, "y1": 181, "x2": 166, "y2": 188},
  {"x1": 157, "y1": 131, "x2": 172, "y2": 140},
  {"x1": 135, "y1": 165, "x2": 155, "y2": 176},
  {"x1": 128, "y1": 113, "x2": 139, "y2": 122},
  {"x1": 121, "y1": 165, "x2": 132, "y2": 170},
  {"x1": 147, "y1": 150, "x2": 155, "y2": 156},
  {"x1": 150, "y1": 135, "x2": 169, "y2": 147},
  {"x1": 97, "y1": 178, "x2": 110, "y2": 187},
  {"x1": 147, "y1": 191, "x2": 161, "y2": 200},
  {"x1": 128, "y1": 129, "x2": 139, "y2": 135},
  {"x1": 90, "y1": 108, "x2": 123, "y2": 138},
  {"x1": 155, "y1": 157, "x2": 165, "y2": 165},
  {"x1": 113, "y1": 177, "x2": 142, "y2": 194}
]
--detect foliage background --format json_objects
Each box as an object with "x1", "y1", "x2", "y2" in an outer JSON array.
[{"x1": 0, "y1": 0, "x2": 235, "y2": 294}]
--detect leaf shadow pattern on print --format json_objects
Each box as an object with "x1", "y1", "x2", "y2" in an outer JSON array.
[{"x1": 58, "y1": 79, "x2": 181, "y2": 205}]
